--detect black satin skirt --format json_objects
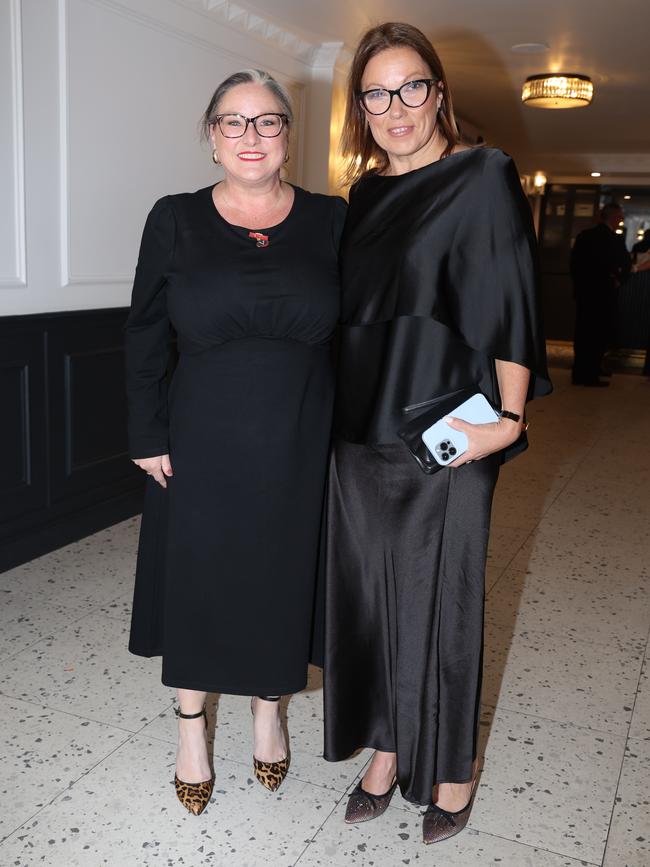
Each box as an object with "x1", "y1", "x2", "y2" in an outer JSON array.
[{"x1": 322, "y1": 439, "x2": 500, "y2": 806}]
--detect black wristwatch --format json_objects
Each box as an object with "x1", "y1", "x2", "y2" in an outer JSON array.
[{"x1": 499, "y1": 409, "x2": 528, "y2": 430}]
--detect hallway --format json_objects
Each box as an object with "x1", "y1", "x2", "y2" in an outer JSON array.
[{"x1": 1, "y1": 367, "x2": 648, "y2": 867}]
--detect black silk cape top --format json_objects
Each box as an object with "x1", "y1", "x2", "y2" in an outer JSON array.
[{"x1": 334, "y1": 147, "x2": 552, "y2": 460}]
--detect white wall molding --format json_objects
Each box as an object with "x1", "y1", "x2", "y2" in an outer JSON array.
[
  {"x1": 58, "y1": 0, "x2": 70, "y2": 288},
  {"x1": 65, "y1": 274, "x2": 134, "y2": 286},
  {"x1": 0, "y1": 0, "x2": 27, "y2": 289},
  {"x1": 81, "y1": 0, "x2": 331, "y2": 70},
  {"x1": 80, "y1": 0, "x2": 272, "y2": 70},
  {"x1": 311, "y1": 41, "x2": 345, "y2": 70},
  {"x1": 198, "y1": 0, "x2": 319, "y2": 66},
  {"x1": 60, "y1": 0, "x2": 121, "y2": 289},
  {"x1": 56, "y1": 0, "x2": 261, "y2": 290},
  {"x1": 4, "y1": 0, "x2": 334, "y2": 313},
  {"x1": 58, "y1": 0, "x2": 317, "y2": 289}
]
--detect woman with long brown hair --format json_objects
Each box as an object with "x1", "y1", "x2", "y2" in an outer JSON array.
[{"x1": 322, "y1": 23, "x2": 551, "y2": 844}]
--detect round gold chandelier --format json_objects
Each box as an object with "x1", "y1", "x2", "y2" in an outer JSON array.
[{"x1": 522, "y1": 74, "x2": 594, "y2": 109}]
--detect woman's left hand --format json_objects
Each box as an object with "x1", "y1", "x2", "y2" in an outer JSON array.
[{"x1": 444, "y1": 416, "x2": 523, "y2": 468}]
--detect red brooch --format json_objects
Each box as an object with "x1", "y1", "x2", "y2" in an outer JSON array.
[{"x1": 248, "y1": 232, "x2": 269, "y2": 248}]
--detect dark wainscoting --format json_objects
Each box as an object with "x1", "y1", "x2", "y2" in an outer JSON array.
[{"x1": 0, "y1": 308, "x2": 144, "y2": 572}]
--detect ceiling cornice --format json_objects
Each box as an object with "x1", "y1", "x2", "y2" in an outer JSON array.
[
  {"x1": 174, "y1": 0, "x2": 339, "y2": 67},
  {"x1": 310, "y1": 41, "x2": 346, "y2": 70}
]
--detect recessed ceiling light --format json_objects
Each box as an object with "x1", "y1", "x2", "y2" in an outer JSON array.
[
  {"x1": 624, "y1": 194, "x2": 631, "y2": 200},
  {"x1": 591, "y1": 172, "x2": 601, "y2": 177},
  {"x1": 511, "y1": 42, "x2": 549, "y2": 54}
]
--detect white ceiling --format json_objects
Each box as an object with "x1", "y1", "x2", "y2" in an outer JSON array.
[{"x1": 235, "y1": 0, "x2": 650, "y2": 179}]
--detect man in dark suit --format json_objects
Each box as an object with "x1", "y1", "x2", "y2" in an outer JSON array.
[{"x1": 570, "y1": 202, "x2": 631, "y2": 386}]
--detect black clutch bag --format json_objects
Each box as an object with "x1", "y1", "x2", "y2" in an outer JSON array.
[{"x1": 397, "y1": 388, "x2": 478, "y2": 474}]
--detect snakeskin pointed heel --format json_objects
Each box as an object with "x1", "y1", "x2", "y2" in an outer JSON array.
[
  {"x1": 344, "y1": 778, "x2": 397, "y2": 824},
  {"x1": 422, "y1": 775, "x2": 479, "y2": 844},
  {"x1": 251, "y1": 696, "x2": 290, "y2": 792},
  {"x1": 174, "y1": 706, "x2": 214, "y2": 816}
]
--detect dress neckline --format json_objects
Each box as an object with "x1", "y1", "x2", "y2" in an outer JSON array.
[
  {"x1": 207, "y1": 182, "x2": 300, "y2": 233},
  {"x1": 366, "y1": 146, "x2": 483, "y2": 182}
]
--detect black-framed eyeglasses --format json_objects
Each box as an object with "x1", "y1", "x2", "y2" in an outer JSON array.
[
  {"x1": 212, "y1": 112, "x2": 288, "y2": 138},
  {"x1": 358, "y1": 79, "x2": 438, "y2": 115}
]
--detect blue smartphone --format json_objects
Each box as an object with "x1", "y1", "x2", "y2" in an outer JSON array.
[{"x1": 421, "y1": 393, "x2": 500, "y2": 466}]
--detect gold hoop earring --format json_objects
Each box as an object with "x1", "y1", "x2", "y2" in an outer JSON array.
[
  {"x1": 212, "y1": 149, "x2": 221, "y2": 166},
  {"x1": 284, "y1": 151, "x2": 290, "y2": 165}
]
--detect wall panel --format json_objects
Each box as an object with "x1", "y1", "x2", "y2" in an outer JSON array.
[
  {"x1": 49, "y1": 312, "x2": 134, "y2": 501},
  {"x1": 61, "y1": 0, "x2": 307, "y2": 298},
  {"x1": 0, "y1": 329, "x2": 46, "y2": 524},
  {"x1": 0, "y1": 0, "x2": 26, "y2": 289},
  {"x1": 0, "y1": 310, "x2": 143, "y2": 572},
  {"x1": 1, "y1": 0, "x2": 321, "y2": 316}
]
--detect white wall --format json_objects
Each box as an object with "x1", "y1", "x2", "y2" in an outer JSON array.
[
  {"x1": 0, "y1": 0, "x2": 25, "y2": 295},
  {"x1": 0, "y1": 0, "x2": 341, "y2": 316}
]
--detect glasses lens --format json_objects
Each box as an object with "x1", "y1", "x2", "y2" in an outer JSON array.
[
  {"x1": 255, "y1": 114, "x2": 284, "y2": 137},
  {"x1": 362, "y1": 89, "x2": 390, "y2": 115},
  {"x1": 219, "y1": 115, "x2": 247, "y2": 137},
  {"x1": 400, "y1": 80, "x2": 431, "y2": 107}
]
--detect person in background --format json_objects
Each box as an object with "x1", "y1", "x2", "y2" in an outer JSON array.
[
  {"x1": 125, "y1": 69, "x2": 345, "y2": 816},
  {"x1": 631, "y1": 229, "x2": 650, "y2": 377},
  {"x1": 570, "y1": 202, "x2": 631, "y2": 386}
]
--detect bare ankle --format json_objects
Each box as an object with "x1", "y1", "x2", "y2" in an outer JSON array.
[{"x1": 371, "y1": 751, "x2": 396, "y2": 769}]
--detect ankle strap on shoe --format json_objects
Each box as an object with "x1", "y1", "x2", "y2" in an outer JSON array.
[{"x1": 174, "y1": 706, "x2": 206, "y2": 720}]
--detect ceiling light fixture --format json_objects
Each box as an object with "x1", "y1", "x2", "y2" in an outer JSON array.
[
  {"x1": 522, "y1": 73, "x2": 594, "y2": 109},
  {"x1": 624, "y1": 195, "x2": 631, "y2": 200},
  {"x1": 511, "y1": 43, "x2": 549, "y2": 54},
  {"x1": 591, "y1": 172, "x2": 601, "y2": 177}
]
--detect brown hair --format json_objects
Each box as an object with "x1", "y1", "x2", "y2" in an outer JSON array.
[{"x1": 340, "y1": 22, "x2": 460, "y2": 186}]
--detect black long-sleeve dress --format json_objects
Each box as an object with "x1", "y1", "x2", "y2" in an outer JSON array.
[
  {"x1": 322, "y1": 147, "x2": 552, "y2": 805},
  {"x1": 125, "y1": 184, "x2": 346, "y2": 696}
]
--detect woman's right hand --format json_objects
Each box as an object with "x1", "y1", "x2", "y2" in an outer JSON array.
[{"x1": 132, "y1": 454, "x2": 173, "y2": 488}]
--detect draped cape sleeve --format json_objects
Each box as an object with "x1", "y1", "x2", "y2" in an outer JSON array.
[
  {"x1": 124, "y1": 197, "x2": 175, "y2": 459},
  {"x1": 334, "y1": 147, "x2": 552, "y2": 461},
  {"x1": 445, "y1": 151, "x2": 550, "y2": 400}
]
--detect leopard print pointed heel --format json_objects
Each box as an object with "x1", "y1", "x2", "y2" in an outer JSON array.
[
  {"x1": 251, "y1": 696, "x2": 290, "y2": 792},
  {"x1": 174, "y1": 706, "x2": 214, "y2": 816},
  {"x1": 253, "y1": 755, "x2": 290, "y2": 792}
]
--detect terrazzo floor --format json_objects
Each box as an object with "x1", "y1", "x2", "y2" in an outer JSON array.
[{"x1": 1, "y1": 367, "x2": 649, "y2": 866}]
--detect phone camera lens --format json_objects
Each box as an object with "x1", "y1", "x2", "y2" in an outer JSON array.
[
  {"x1": 449, "y1": 447, "x2": 457, "y2": 456},
  {"x1": 441, "y1": 452, "x2": 449, "y2": 461}
]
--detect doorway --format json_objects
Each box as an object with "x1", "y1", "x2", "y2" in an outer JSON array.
[{"x1": 538, "y1": 183, "x2": 650, "y2": 356}]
